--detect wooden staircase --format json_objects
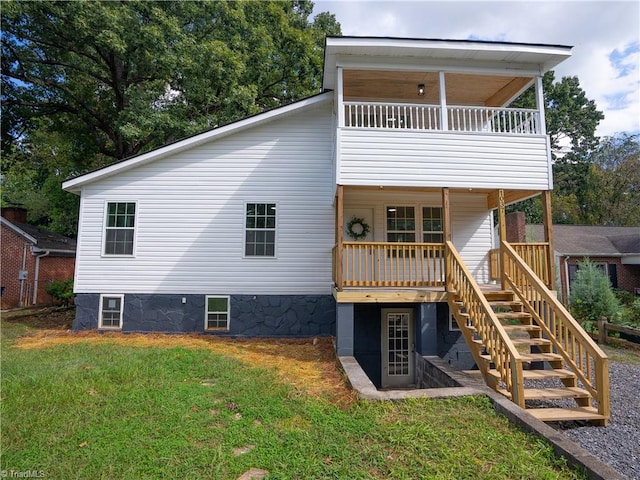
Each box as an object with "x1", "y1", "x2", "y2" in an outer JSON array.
[{"x1": 445, "y1": 241, "x2": 610, "y2": 425}]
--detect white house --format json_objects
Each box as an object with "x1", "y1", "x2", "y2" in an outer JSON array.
[{"x1": 63, "y1": 37, "x2": 610, "y2": 424}]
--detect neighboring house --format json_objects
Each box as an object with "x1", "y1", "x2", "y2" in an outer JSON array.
[
  {"x1": 1, "y1": 207, "x2": 76, "y2": 308},
  {"x1": 63, "y1": 37, "x2": 610, "y2": 424},
  {"x1": 527, "y1": 224, "x2": 640, "y2": 301}
]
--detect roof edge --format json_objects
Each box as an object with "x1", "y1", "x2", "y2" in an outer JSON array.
[
  {"x1": 0, "y1": 217, "x2": 38, "y2": 244},
  {"x1": 63, "y1": 92, "x2": 333, "y2": 193}
]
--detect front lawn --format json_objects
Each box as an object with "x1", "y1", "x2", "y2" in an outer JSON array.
[{"x1": 0, "y1": 321, "x2": 583, "y2": 479}]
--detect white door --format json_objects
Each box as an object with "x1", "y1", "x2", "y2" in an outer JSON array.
[{"x1": 381, "y1": 308, "x2": 415, "y2": 388}]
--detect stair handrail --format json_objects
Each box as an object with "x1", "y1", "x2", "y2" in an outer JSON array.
[
  {"x1": 501, "y1": 241, "x2": 610, "y2": 419},
  {"x1": 445, "y1": 241, "x2": 525, "y2": 406}
]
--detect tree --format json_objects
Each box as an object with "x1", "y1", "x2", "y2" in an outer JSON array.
[
  {"x1": 508, "y1": 71, "x2": 604, "y2": 224},
  {"x1": 1, "y1": 0, "x2": 341, "y2": 234},
  {"x1": 580, "y1": 133, "x2": 640, "y2": 225},
  {"x1": 569, "y1": 260, "x2": 621, "y2": 328}
]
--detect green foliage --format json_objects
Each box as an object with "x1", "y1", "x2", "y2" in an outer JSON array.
[
  {"x1": 1, "y1": 0, "x2": 341, "y2": 235},
  {"x1": 569, "y1": 260, "x2": 622, "y2": 328},
  {"x1": 44, "y1": 279, "x2": 75, "y2": 306},
  {"x1": 619, "y1": 298, "x2": 640, "y2": 328},
  {"x1": 1, "y1": 326, "x2": 583, "y2": 479}
]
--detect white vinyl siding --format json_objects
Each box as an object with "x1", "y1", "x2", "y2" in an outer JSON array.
[
  {"x1": 339, "y1": 129, "x2": 551, "y2": 190},
  {"x1": 344, "y1": 189, "x2": 492, "y2": 282},
  {"x1": 74, "y1": 101, "x2": 334, "y2": 295}
]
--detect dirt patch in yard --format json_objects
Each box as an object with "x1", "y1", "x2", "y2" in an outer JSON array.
[{"x1": 7, "y1": 309, "x2": 357, "y2": 408}]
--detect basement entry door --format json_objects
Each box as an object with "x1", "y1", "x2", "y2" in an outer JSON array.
[{"x1": 381, "y1": 308, "x2": 415, "y2": 388}]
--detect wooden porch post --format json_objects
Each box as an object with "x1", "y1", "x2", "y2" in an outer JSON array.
[
  {"x1": 498, "y1": 189, "x2": 507, "y2": 290},
  {"x1": 336, "y1": 185, "x2": 344, "y2": 290},
  {"x1": 442, "y1": 187, "x2": 452, "y2": 291},
  {"x1": 541, "y1": 190, "x2": 556, "y2": 290}
]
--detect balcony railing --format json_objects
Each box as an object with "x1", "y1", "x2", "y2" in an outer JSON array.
[
  {"x1": 336, "y1": 242, "x2": 445, "y2": 287},
  {"x1": 343, "y1": 102, "x2": 541, "y2": 135}
]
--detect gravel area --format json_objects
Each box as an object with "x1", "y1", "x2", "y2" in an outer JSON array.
[{"x1": 529, "y1": 360, "x2": 640, "y2": 479}]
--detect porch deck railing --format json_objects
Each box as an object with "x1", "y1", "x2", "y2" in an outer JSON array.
[
  {"x1": 490, "y1": 243, "x2": 552, "y2": 288},
  {"x1": 502, "y1": 241, "x2": 610, "y2": 419},
  {"x1": 337, "y1": 242, "x2": 445, "y2": 287},
  {"x1": 343, "y1": 102, "x2": 541, "y2": 135}
]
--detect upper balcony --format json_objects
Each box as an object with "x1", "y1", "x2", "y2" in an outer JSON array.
[{"x1": 323, "y1": 37, "x2": 573, "y2": 192}]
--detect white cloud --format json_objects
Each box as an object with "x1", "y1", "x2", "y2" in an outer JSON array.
[{"x1": 314, "y1": 0, "x2": 640, "y2": 136}]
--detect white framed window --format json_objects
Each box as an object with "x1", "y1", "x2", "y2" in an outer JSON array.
[
  {"x1": 386, "y1": 206, "x2": 416, "y2": 243},
  {"x1": 205, "y1": 296, "x2": 230, "y2": 331},
  {"x1": 449, "y1": 312, "x2": 472, "y2": 331},
  {"x1": 422, "y1": 207, "x2": 444, "y2": 243},
  {"x1": 99, "y1": 294, "x2": 124, "y2": 330},
  {"x1": 245, "y1": 203, "x2": 276, "y2": 257},
  {"x1": 104, "y1": 202, "x2": 136, "y2": 255}
]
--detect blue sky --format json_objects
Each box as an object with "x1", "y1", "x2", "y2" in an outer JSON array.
[{"x1": 313, "y1": 0, "x2": 640, "y2": 137}]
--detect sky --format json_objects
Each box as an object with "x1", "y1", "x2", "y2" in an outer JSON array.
[{"x1": 312, "y1": 0, "x2": 640, "y2": 137}]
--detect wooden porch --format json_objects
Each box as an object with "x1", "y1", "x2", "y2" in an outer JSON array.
[{"x1": 332, "y1": 187, "x2": 609, "y2": 425}]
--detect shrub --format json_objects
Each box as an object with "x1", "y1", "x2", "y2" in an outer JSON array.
[
  {"x1": 620, "y1": 298, "x2": 640, "y2": 328},
  {"x1": 569, "y1": 260, "x2": 621, "y2": 328},
  {"x1": 45, "y1": 279, "x2": 75, "y2": 306}
]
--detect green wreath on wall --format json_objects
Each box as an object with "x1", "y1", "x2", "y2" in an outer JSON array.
[{"x1": 346, "y1": 217, "x2": 370, "y2": 240}]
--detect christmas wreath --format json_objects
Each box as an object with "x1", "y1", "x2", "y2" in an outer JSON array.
[{"x1": 346, "y1": 217, "x2": 370, "y2": 240}]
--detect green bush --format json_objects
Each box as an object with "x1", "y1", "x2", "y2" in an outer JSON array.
[
  {"x1": 45, "y1": 279, "x2": 75, "y2": 306},
  {"x1": 620, "y1": 298, "x2": 640, "y2": 328},
  {"x1": 614, "y1": 288, "x2": 636, "y2": 307},
  {"x1": 569, "y1": 260, "x2": 621, "y2": 329}
]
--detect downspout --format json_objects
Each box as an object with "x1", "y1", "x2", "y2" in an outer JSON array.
[
  {"x1": 32, "y1": 250, "x2": 51, "y2": 305},
  {"x1": 563, "y1": 255, "x2": 571, "y2": 302},
  {"x1": 19, "y1": 242, "x2": 28, "y2": 307}
]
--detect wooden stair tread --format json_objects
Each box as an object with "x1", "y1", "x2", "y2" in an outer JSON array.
[
  {"x1": 523, "y1": 387, "x2": 590, "y2": 400},
  {"x1": 489, "y1": 368, "x2": 575, "y2": 381},
  {"x1": 527, "y1": 407, "x2": 605, "y2": 422},
  {"x1": 503, "y1": 324, "x2": 541, "y2": 333},
  {"x1": 510, "y1": 338, "x2": 551, "y2": 346},
  {"x1": 495, "y1": 312, "x2": 531, "y2": 319},
  {"x1": 481, "y1": 352, "x2": 562, "y2": 363},
  {"x1": 489, "y1": 301, "x2": 522, "y2": 307},
  {"x1": 520, "y1": 352, "x2": 562, "y2": 362}
]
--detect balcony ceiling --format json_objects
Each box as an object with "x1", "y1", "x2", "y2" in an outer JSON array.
[{"x1": 343, "y1": 70, "x2": 533, "y2": 107}]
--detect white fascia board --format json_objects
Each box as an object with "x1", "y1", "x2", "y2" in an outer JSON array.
[
  {"x1": 324, "y1": 37, "x2": 571, "y2": 89},
  {"x1": 63, "y1": 93, "x2": 333, "y2": 193},
  {"x1": 334, "y1": 55, "x2": 544, "y2": 76},
  {"x1": 0, "y1": 217, "x2": 38, "y2": 244},
  {"x1": 622, "y1": 255, "x2": 640, "y2": 265}
]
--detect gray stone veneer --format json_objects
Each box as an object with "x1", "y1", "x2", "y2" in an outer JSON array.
[{"x1": 73, "y1": 293, "x2": 335, "y2": 336}]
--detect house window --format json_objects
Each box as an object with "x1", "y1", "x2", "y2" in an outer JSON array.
[
  {"x1": 99, "y1": 294, "x2": 123, "y2": 329},
  {"x1": 386, "y1": 206, "x2": 415, "y2": 243},
  {"x1": 205, "y1": 296, "x2": 229, "y2": 331},
  {"x1": 104, "y1": 202, "x2": 136, "y2": 255},
  {"x1": 422, "y1": 207, "x2": 444, "y2": 243},
  {"x1": 245, "y1": 203, "x2": 276, "y2": 257},
  {"x1": 568, "y1": 262, "x2": 618, "y2": 289}
]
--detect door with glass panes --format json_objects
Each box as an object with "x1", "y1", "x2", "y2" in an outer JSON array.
[{"x1": 381, "y1": 308, "x2": 415, "y2": 388}]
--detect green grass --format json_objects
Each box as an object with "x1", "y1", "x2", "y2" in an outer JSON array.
[{"x1": 0, "y1": 321, "x2": 583, "y2": 480}]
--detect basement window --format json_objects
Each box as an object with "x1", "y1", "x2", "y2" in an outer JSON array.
[
  {"x1": 99, "y1": 294, "x2": 124, "y2": 330},
  {"x1": 205, "y1": 296, "x2": 230, "y2": 331}
]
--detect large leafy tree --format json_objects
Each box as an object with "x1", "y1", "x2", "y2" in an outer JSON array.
[
  {"x1": 509, "y1": 71, "x2": 605, "y2": 224},
  {"x1": 1, "y1": 0, "x2": 340, "y2": 234}
]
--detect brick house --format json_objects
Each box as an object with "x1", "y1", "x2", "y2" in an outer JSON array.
[
  {"x1": 1, "y1": 207, "x2": 76, "y2": 308},
  {"x1": 526, "y1": 223, "x2": 640, "y2": 302}
]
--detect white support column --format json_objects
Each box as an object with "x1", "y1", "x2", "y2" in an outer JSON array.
[
  {"x1": 337, "y1": 66, "x2": 345, "y2": 128},
  {"x1": 336, "y1": 66, "x2": 344, "y2": 185},
  {"x1": 535, "y1": 75, "x2": 547, "y2": 135},
  {"x1": 439, "y1": 71, "x2": 448, "y2": 131}
]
